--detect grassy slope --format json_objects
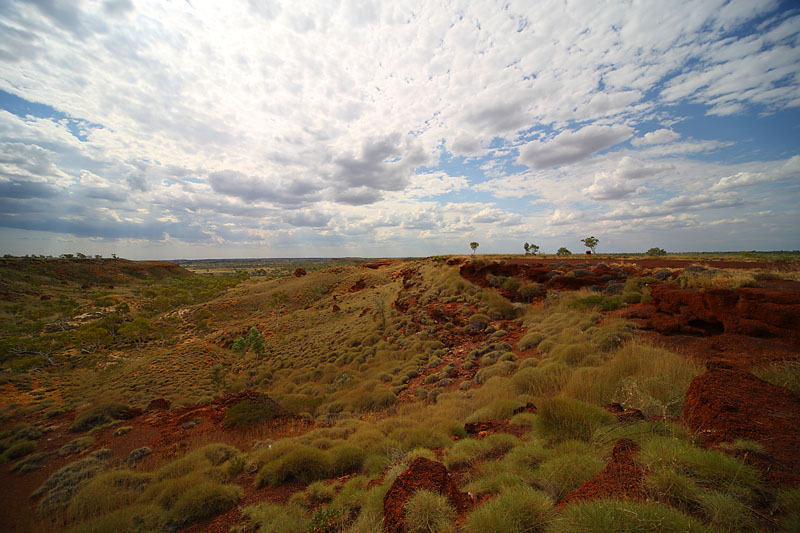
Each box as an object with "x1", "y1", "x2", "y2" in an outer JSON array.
[{"x1": 1, "y1": 255, "x2": 798, "y2": 531}]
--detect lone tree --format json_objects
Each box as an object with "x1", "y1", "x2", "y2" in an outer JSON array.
[
  {"x1": 581, "y1": 236, "x2": 599, "y2": 254},
  {"x1": 524, "y1": 242, "x2": 540, "y2": 255},
  {"x1": 556, "y1": 247, "x2": 571, "y2": 257},
  {"x1": 646, "y1": 247, "x2": 667, "y2": 256},
  {"x1": 470, "y1": 241, "x2": 479, "y2": 255}
]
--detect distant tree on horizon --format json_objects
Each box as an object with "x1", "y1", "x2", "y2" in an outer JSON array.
[
  {"x1": 581, "y1": 236, "x2": 599, "y2": 254},
  {"x1": 556, "y1": 247, "x2": 571, "y2": 257},
  {"x1": 470, "y1": 241, "x2": 479, "y2": 255},
  {"x1": 524, "y1": 242, "x2": 540, "y2": 255}
]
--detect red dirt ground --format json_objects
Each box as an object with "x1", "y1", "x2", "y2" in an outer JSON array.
[
  {"x1": 684, "y1": 361, "x2": 800, "y2": 487},
  {"x1": 559, "y1": 438, "x2": 647, "y2": 506}
]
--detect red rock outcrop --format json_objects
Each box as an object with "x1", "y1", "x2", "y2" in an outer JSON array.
[
  {"x1": 684, "y1": 362, "x2": 800, "y2": 486},
  {"x1": 559, "y1": 438, "x2": 647, "y2": 506}
]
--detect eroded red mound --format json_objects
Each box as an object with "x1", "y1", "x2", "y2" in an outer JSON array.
[
  {"x1": 646, "y1": 283, "x2": 800, "y2": 345},
  {"x1": 559, "y1": 438, "x2": 647, "y2": 506},
  {"x1": 684, "y1": 362, "x2": 800, "y2": 486},
  {"x1": 383, "y1": 457, "x2": 469, "y2": 533}
]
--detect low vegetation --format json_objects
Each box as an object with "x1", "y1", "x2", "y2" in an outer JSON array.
[{"x1": 1, "y1": 253, "x2": 797, "y2": 531}]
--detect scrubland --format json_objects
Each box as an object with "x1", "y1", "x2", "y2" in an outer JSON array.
[{"x1": 1, "y1": 253, "x2": 799, "y2": 532}]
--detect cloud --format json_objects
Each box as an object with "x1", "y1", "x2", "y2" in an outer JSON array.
[
  {"x1": 583, "y1": 172, "x2": 645, "y2": 201},
  {"x1": 208, "y1": 170, "x2": 323, "y2": 207},
  {"x1": 517, "y1": 125, "x2": 633, "y2": 170},
  {"x1": 712, "y1": 155, "x2": 800, "y2": 190},
  {"x1": 631, "y1": 128, "x2": 681, "y2": 146}
]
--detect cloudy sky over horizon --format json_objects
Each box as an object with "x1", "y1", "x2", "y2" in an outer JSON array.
[{"x1": 0, "y1": 0, "x2": 798, "y2": 259}]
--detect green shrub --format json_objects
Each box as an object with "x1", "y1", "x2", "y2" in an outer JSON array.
[
  {"x1": 403, "y1": 490, "x2": 456, "y2": 533},
  {"x1": 59, "y1": 436, "x2": 94, "y2": 457},
  {"x1": 697, "y1": 491, "x2": 758, "y2": 531},
  {"x1": 518, "y1": 331, "x2": 546, "y2": 351},
  {"x1": 468, "y1": 314, "x2": 490, "y2": 329},
  {"x1": 11, "y1": 452, "x2": 45, "y2": 474},
  {"x1": 549, "y1": 499, "x2": 711, "y2": 532},
  {"x1": 1, "y1": 439, "x2": 36, "y2": 463},
  {"x1": 242, "y1": 501, "x2": 309, "y2": 532},
  {"x1": 443, "y1": 439, "x2": 491, "y2": 469},
  {"x1": 535, "y1": 451, "x2": 605, "y2": 501},
  {"x1": 401, "y1": 428, "x2": 451, "y2": 451},
  {"x1": 330, "y1": 445, "x2": 366, "y2": 476},
  {"x1": 464, "y1": 485, "x2": 554, "y2": 533},
  {"x1": 466, "y1": 399, "x2": 521, "y2": 423},
  {"x1": 256, "y1": 445, "x2": 331, "y2": 487},
  {"x1": 68, "y1": 470, "x2": 151, "y2": 521},
  {"x1": 171, "y1": 481, "x2": 242, "y2": 524},
  {"x1": 502, "y1": 277, "x2": 522, "y2": 292},
  {"x1": 223, "y1": 400, "x2": 278, "y2": 427},
  {"x1": 776, "y1": 487, "x2": 800, "y2": 533},
  {"x1": 511, "y1": 363, "x2": 572, "y2": 397},
  {"x1": 33, "y1": 449, "x2": 111, "y2": 516},
  {"x1": 465, "y1": 468, "x2": 525, "y2": 496},
  {"x1": 70, "y1": 403, "x2": 130, "y2": 433},
  {"x1": 475, "y1": 361, "x2": 517, "y2": 384},
  {"x1": 754, "y1": 360, "x2": 800, "y2": 395},
  {"x1": 66, "y1": 504, "x2": 167, "y2": 533},
  {"x1": 308, "y1": 505, "x2": 353, "y2": 533},
  {"x1": 518, "y1": 282, "x2": 542, "y2": 302},
  {"x1": 568, "y1": 295, "x2": 622, "y2": 311},
  {"x1": 640, "y1": 437, "x2": 763, "y2": 500},
  {"x1": 534, "y1": 398, "x2": 616, "y2": 442}
]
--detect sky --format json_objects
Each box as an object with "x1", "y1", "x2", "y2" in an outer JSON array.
[{"x1": 0, "y1": 0, "x2": 798, "y2": 259}]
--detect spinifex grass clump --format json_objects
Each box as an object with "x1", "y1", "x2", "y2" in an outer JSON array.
[
  {"x1": 464, "y1": 485, "x2": 555, "y2": 533},
  {"x1": 534, "y1": 397, "x2": 616, "y2": 442},
  {"x1": 223, "y1": 400, "x2": 278, "y2": 428},
  {"x1": 403, "y1": 490, "x2": 457, "y2": 533},
  {"x1": 69, "y1": 402, "x2": 130, "y2": 433},
  {"x1": 32, "y1": 449, "x2": 112, "y2": 516},
  {"x1": 549, "y1": 499, "x2": 711, "y2": 532}
]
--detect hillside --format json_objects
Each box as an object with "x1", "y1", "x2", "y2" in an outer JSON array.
[{"x1": 0, "y1": 255, "x2": 799, "y2": 532}]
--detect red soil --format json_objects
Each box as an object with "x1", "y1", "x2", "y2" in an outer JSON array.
[
  {"x1": 684, "y1": 362, "x2": 800, "y2": 486},
  {"x1": 559, "y1": 438, "x2": 647, "y2": 506},
  {"x1": 643, "y1": 283, "x2": 800, "y2": 345},
  {"x1": 382, "y1": 457, "x2": 471, "y2": 533},
  {"x1": 502, "y1": 257, "x2": 798, "y2": 271}
]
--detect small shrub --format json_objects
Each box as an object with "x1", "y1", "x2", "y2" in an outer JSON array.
[
  {"x1": 468, "y1": 314, "x2": 490, "y2": 329},
  {"x1": 518, "y1": 282, "x2": 542, "y2": 302},
  {"x1": 568, "y1": 295, "x2": 622, "y2": 311},
  {"x1": 535, "y1": 452, "x2": 605, "y2": 501},
  {"x1": 754, "y1": 360, "x2": 800, "y2": 395},
  {"x1": 67, "y1": 470, "x2": 151, "y2": 521},
  {"x1": 33, "y1": 449, "x2": 111, "y2": 516},
  {"x1": 403, "y1": 490, "x2": 456, "y2": 533},
  {"x1": 475, "y1": 361, "x2": 517, "y2": 384},
  {"x1": 59, "y1": 436, "x2": 94, "y2": 457},
  {"x1": 1, "y1": 440, "x2": 36, "y2": 463},
  {"x1": 549, "y1": 499, "x2": 711, "y2": 532},
  {"x1": 171, "y1": 481, "x2": 242, "y2": 524},
  {"x1": 330, "y1": 446, "x2": 366, "y2": 476},
  {"x1": 11, "y1": 452, "x2": 45, "y2": 474},
  {"x1": 401, "y1": 428, "x2": 451, "y2": 451},
  {"x1": 256, "y1": 446, "x2": 331, "y2": 487},
  {"x1": 70, "y1": 403, "x2": 130, "y2": 433},
  {"x1": 502, "y1": 277, "x2": 522, "y2": 292},
  {"x1": 534, "y1": 398, "x2": 616, "y2": 442},
  {"x1": 243, "y1": 501, "x2": 309, "y2": 532},
  {"x1": 464, "y1": 485, "x2": 554, "y2": 533},
  {"x1": 67, "y1": 504, "x2": 167, "y2": 533},
  {"x1": 518, "y1": 331, "x2": 546, "y2": 351},
  {"x1": 223, "y1": 400, "x2": 278, "y2": 428}
]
